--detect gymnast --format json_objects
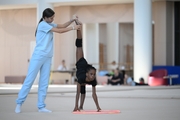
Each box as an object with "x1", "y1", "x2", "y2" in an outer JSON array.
[{"x1": 73, "y1": 18, "x2": 101, "y2": 112}]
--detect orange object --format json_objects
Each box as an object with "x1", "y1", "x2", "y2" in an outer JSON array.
[{"x1": 73, "y1": 110, "x2": 120, "y2": 114}]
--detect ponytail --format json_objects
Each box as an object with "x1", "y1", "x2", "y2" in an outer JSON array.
[
  {"x1": 35, "y1": 8, "x2": 55, "y2": 37},
  {"x1": 35, "y1": 18, "x2": 43, "y2": 37}
]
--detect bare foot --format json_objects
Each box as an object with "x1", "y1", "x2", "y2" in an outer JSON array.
[{"x1": 73, "y1": 14, "x2": 82, "y2": 25}]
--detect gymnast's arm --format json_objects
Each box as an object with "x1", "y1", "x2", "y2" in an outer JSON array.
[
  {"x1": 73, "y1": 83, "x2": 81, "y2": 111},
  {"x1": 92, "y1": 86, "x2": 101, "y2": 112}
]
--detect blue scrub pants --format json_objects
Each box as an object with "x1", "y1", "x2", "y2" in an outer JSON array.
[{"x1": 16, "y1": 53, "x2": 52, "y2": 109}]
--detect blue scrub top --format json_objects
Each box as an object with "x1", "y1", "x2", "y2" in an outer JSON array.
[{"x1": 34, "y1": 21, "x2": 57, "y2": 57}]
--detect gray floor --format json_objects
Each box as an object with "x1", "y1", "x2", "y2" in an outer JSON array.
[{"x1": 0, "y1": 84, "x2": 180, "y2": 120}]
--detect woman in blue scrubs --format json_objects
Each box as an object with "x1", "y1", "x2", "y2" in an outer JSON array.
[{"x1": 15, "y1": 8, "x2": 80, "y2": 113}]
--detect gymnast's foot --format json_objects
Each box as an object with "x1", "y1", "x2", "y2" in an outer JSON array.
[
  {"x1": 76, "y1": 19, "x2": 82, "y2": 25},
  {"x1": 75, "y1": 19, "x2": 82, "y2": 25},
  {"x1": 73, "y1": 15, "x2": 82, "y2": 25}
]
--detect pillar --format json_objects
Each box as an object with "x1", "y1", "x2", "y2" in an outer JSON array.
[
  {"x1": 37, "y1": 0, "x2": 53, "y2": 24},
  {"x1": 134, "y1": 0, "x2": 152, "y2": 83}
]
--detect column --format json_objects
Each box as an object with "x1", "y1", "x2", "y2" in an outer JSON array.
[
  {"x1": 37, "y1": 0, "x2": 53, "y2": 23},
  {"x1": 83, "y1": 23, "x2": 99, "y2": 69},
  {"x1": 134, "y1": 0, "x2": 152, "y2": 83}
]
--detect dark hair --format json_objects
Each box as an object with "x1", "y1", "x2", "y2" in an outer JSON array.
[
  {"x1": 86, "y1": 64, "x2": 96, "y2": 73},
  {"x1": 35, "y1": 8, "x2": 55, "y2": 36}
]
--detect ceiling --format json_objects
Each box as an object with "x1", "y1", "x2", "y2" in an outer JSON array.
[{"x1": 0, "y1": 0, "x2": 174, "y2": 10}]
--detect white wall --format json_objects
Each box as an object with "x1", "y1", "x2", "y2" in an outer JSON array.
[
  {"x1": 153, "y1": 1, "x2": 167, "y2": 65},
  {"x1": 106, "y1": 23, "x2": 119, "y2": 70},
  {"x1": 119, "y1": 23, "x2": 134, "y2": 69}
]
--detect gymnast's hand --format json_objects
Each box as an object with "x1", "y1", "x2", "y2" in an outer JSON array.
[
  {"x1": 73, "y1": 106, "x2": 80, "y2": 112},
  {"x1": 97, "y1": 107, "x2": 101, "y2": 112}
]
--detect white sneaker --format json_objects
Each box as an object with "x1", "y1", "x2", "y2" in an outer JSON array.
[
  {"x1": 38, "y1": 108, "x2": 52, "y2": 113},
  {"x1": 15, "y1": 104, "x2": 21, "y2": 113}
]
